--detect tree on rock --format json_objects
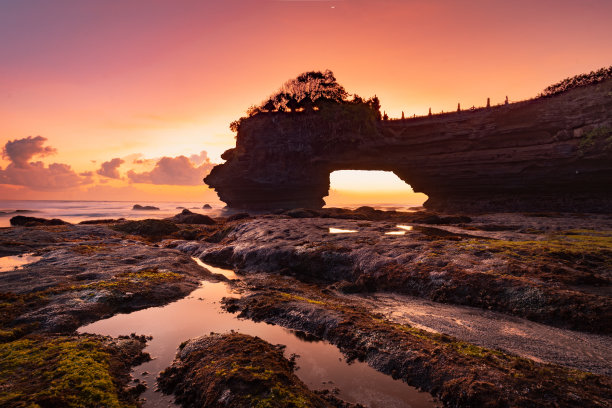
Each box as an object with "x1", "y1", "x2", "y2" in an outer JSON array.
[
  {"x1": 257, "y1": 70, "x2": 349, "y2": 113},
  {"x1": 262, "y1": 99, "x2": 276, "y2": 112}
]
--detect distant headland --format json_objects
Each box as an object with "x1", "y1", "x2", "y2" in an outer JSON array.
[{"x1": 205, "y1": 68, "x2": 612, "y2": 213}]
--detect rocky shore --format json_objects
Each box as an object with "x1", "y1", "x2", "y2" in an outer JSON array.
[{"x1": 0, "y1": 208, "x2": 610, "y2": 407}]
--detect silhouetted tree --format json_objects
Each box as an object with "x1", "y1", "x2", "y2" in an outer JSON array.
[
  {"x1": 286, "y1": 97, "x2": 300, "y2": 112},
  {"x1": 366, "y1": 95, "x2": 382, "y2": 120},
  {"x1": 428, "y1": 107, "x2": 432, "y2": 116},
  {"x1": 299, "y1": 96, "x2": 314, "y2": 112},
  {"x1": 486, "y1": 97, "x2": 490, "y2": 108},
  {"x1": 383, "y1": 111, "x2": 389, "y2": 121},
  {"x1": 246, "y1": 105, "x2": 260, "y2": 117},
  {"x1": 230, "y1": 70, "x2": 384, "y2": 134},
  {"x1": 539, "y1": 66, "x2": 612, "y2": 97},
  {"x1": 261, "y1": 70, "x2": 349, "y2": 112},
  {"x1": 229, "y1": 120, "x2": 241, "y2": 133},
  {"x1": 457, "y1": 103, "x2": 461, "y2": 112},
  {"x1": 262, "y1": 99, "x2": 276, "y2": 112},
  {"x1": 352, "y1": 94, "x2": 364, "y2": 104},
  {"x1": 401, "y1": 111, "x2": 405, "y2": 120}
]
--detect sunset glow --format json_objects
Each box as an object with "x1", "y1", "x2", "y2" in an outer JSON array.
[{"x1": 2, "y1": 0, "x2": 611, "y2": 203}]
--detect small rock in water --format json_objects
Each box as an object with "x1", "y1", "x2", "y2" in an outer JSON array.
[{"x1": 132, "y1": 204, "x2": 160, "y2": 211}]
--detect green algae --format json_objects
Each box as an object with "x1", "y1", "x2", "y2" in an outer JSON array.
[
  {"x1": 0, "y1": 336, "x2": 134, "y2": 408},
  {"x1": 279, "y1": 292, "x2": 325, "y2": 305},
  {"x1": 578, "y1": 125, "x2": 612, "y2": 155},
  {"x1": 460, "y1": 229, "x2": 612, "y2": 267},
  {"x1": 249, "y1": 384, "x2": 312, "y2": 408},
  {"x1": 70, "y1": 268, "x2": 183, "y2": 293}
]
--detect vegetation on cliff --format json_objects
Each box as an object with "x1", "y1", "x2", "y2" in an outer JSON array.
[
  {"x1": 229, "y1": 70, "x2": 382, "y2": 134},
  {"x1": 539, "y1": 65, "x2": 612, "y2": 97}
]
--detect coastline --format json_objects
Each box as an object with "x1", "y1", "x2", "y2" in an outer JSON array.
[{"x1": 0, "y1": 207, "x2": 610, "y2": 407}]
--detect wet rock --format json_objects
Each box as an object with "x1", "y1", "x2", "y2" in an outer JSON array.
[
  {"x1": 0, "y1": 333, "x2": 150, "y2": 408},
  {"x1": 113, "y1": 219, "x2": 179, "y2": 237},
  {"x1": 226, "y1": 212, "x2": 250, "y2": 221},
  {"x1": 158, "y1": 333, "x2": 336, "y2": 408},
  {"x1": 167, "y1": 209, "x2": 215, "y2": 225},
  {"x1": 223, "y1": 288, "x2": 612, "y2": 408},
  {"x1": 175, "y1": 229, "x2": 201, "y2": 240},
  {"x1": 285, "y1": 208, "x2": 319, "y2": 218},
  {"x1": 0, "y1": 225, "x2": 216, "y2": 333},
  {"x1": 132, "y1": 204, "x2": 160, "y2": 211},
  {"x1": 10, "y1": 215, "x2": 69, "y2": 227},
  {"x1": 79, "y1": 218, "x2": 125, "y2": 225},
  {"x1": 177, "y1": 215, "x2": 612, "y2": 334}
]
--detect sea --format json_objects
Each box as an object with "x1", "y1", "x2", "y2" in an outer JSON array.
[
  {"x1": 0, "y1": 200, "x2": 226, "y2": 228},
  {"x1": 0, "y1": 200, "x2": 423, "y2": 228}
]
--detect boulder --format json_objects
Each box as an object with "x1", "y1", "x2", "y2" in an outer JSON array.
[
  {"x1": 113, "y1": 219, "x2": 179, "y2": 237},
  {"x1": 168, "y1": 209, "x2": 215, "y2": 225},
  {"x1": 10, "y1": 216, "x2": 69, "y2": 227}
]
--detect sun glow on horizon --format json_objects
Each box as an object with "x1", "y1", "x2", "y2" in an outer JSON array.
[
  {"x1": 1, "y1": 1, "x2": 611, "y2": 202},
  {"x1": 327, "y1": 170, "x2": 428, "y2": 207},
  {"x1": 329, "y1": 170, "x2": 414, "y2": 193}
]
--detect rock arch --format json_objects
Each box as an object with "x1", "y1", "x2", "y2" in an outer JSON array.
[{"x1": 205, "y1": 80, "x2": 612, "y2": 213}]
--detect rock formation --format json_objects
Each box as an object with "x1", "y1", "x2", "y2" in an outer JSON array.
[{"x1": 205, "y1": 79, "x2": 612, "y2": 212}]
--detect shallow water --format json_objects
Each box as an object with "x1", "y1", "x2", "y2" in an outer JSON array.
[
  {"x1": 79, "y1": 263, "x2": 437, "y2": 408},
  {"x1": 361, "y1": 292, "x2": 612, "y2": 376},
  {"x1": 0, "y1": 253, "x2": 42, "y2": 272},
  {"x1": 329, "y1": 227, "x2": 358, "y2": 234},
  {"x1": 191, "y1": 256, "x2": 238, "y2": 280}
]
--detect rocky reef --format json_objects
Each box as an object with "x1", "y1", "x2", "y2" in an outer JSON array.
[
  {"x1": 2, "y1": 210, "x2": 611, "y2": 407},
  {"x1": 158, "y1": 333, "x2": 354, "y2": 408},
  {"x1": 205, "y1": 79, "x2": 612, "y2": 212}
]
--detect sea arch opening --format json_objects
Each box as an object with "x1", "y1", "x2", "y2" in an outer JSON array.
[{"x1": 325, "y1": 170, "x2": 428, "y2": 209}]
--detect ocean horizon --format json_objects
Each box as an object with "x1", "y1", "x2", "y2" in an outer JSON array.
[{"x1": 0, "y1": 199, "x2": 423, "y2": 227}]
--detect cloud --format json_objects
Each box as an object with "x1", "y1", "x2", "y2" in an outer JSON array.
[
  {"x1": 97, "y1": 158, "x2": 124, "y2": 179},
  {"x1": 189, "y1": 150, "x2": 210, "y2": 166},
  {"x1": 0, "y1": 136, "x2": 92, "y2": 191},
  {"x1": 0, "y1": 161, "x2": 93, "y2": 191},
  {"x1": 127, "y1": 151, "x2": 215, "y2": 185},
  {"x1": 2, "y1": 136, "x2": 56, "y2": 168}
]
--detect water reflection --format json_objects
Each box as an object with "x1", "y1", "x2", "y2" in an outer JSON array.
[
  {"x1": 0, "y1": 253, "x2": 41, "y2": 272},
  {"x1": 191, "y1": 256, "x2": 237, "y2": 280},
  {"x1": 329, "y1": 227, "x2": 358, "y2": 234},
  {"x1": 397, "y1": 225, "x2": 414, "y2": 231},
  {"x1": 385, "y1": 231, "x2": 406, "y2": 235},
  {"x1": 78, "y1": 263, "x2": 436, "y2": 408}
]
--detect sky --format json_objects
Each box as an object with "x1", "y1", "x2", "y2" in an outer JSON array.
[{"x1": 1, "y1": 0, "x2": 611, "y2": 204}]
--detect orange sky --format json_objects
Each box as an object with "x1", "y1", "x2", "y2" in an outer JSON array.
[{"x1": 1, "y1": 0, "x2": 611, "y2": 204}]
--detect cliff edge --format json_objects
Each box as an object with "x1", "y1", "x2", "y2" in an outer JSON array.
[{"x1": 205, "y1": 79, "x2": 612, "y2": 212}]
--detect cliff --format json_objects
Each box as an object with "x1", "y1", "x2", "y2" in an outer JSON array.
[{"x1": 205, "y1": 79, "x2": 612, "y2": 212}]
